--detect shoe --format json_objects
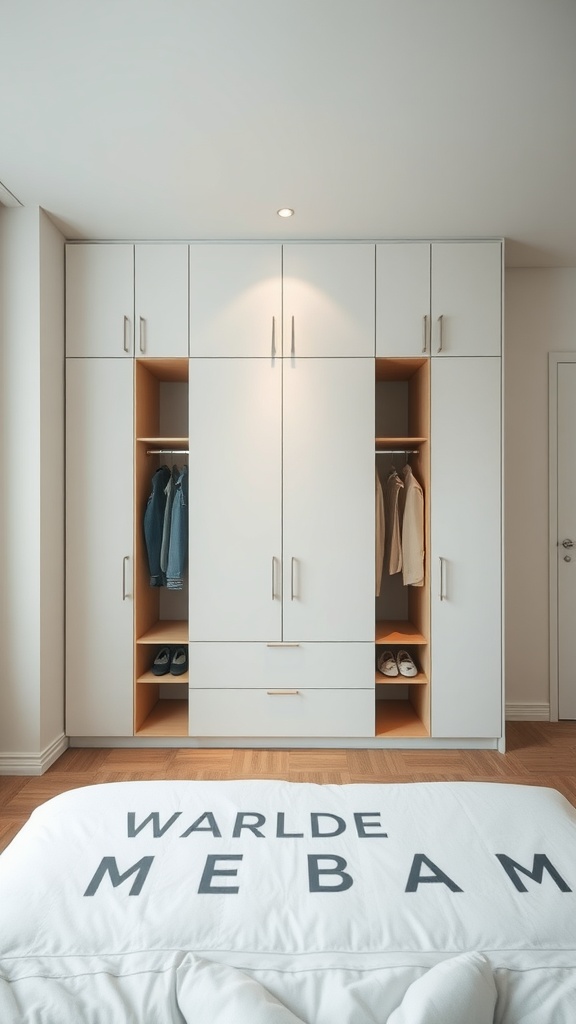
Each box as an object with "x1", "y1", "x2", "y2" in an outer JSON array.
[
  {"x1": 170, "y1": 647, "x2": 188, "y2": 676},
  {"x1": 377, "y1": 650, "x2": 398, "y2": 677},
  {"x1": 396, "y1": 650, "x2": 418, "y2": 677},
  {"x1": 152, "y1": 647, "x2": 170, "y2": 676}
]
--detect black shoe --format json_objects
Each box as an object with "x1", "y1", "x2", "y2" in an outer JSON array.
[
  {"x1": 170, "y1": 647, "x2": 188, "y2": 675},
  {"x1": 152, "y1": 647, "x2": 171, "y2": 676}
]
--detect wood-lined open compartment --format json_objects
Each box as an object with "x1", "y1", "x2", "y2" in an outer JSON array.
[
  {"x1": 375, "y1": 357, "x2": 430, "y2": 737},
  {"x1": 134, "y1": 358, "x2": 189, "y2": 737}
]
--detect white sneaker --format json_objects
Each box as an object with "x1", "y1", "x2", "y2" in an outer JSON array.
[
  {"x1": 396, "y1": 650, "x2": 418, "y2": 677},
  {"x1": 377, "y1": 650, "x2": 398, "y2": 676}
]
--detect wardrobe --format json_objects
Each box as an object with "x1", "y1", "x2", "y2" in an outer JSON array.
[{"x1": 65, "y1": 238, "x2": 503, "y2": 748}]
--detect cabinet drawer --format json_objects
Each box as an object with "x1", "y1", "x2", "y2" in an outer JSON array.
[
  {"x1": 188, "y1": 687, "x2": 374, "y2": 737},
  {"x1": 189, "y1": 642, "x2": 374, "y2": 690}
]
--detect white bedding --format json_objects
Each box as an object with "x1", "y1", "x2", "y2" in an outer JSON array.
[{"x1": 1, "y1": 780, "x2": 576, "y2": 1022}]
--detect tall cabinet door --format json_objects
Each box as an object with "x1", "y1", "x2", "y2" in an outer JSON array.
[
  {"x1": 430, "y1": 242, "x2": 502, "y2": 356},
  {"x1": 282, "y1": 358, "x2": 374, "y2": 641},
  {"x1": 376, "y1": 242, "x2": 431, "y2": 356},
  {"x1": 430, "y1": 357, "x2": 502, "y2": 737},
  {"x1": 188, "y1": 358, "x2": 282, "y2": 640},
  {"x1": 66, "y1": 359, "x2": 134, "y2": 736},
  {"x1": 134, "y1": 244, "x2": 189, "y2": 356},
  {"x1": 66, "y1": 244, "x2": 134, "y2": 357}
]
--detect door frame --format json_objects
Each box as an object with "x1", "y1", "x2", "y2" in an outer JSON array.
[{"x1": 548, "y1": 352, "x2": 576, "y2": 722}]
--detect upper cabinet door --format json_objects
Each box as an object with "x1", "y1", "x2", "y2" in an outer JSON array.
[
  {"x1": 135, "y1": 244, "x2": 189, "y2": 357},
  {"x1": 376, "y1": 243, "x2": 431, "y2": 357},
  {"x1": 189, "y1": 244, "x2": 281, "y2": 356},
  {"x1": 430, "y1": 241, "x2": 502, "y2": 356},
  {"x1": 66, "y1": 244, "x2": 134, "y2": 357},
  {"x1": 282, "y1": 358, "x2": 374, "y2": 641},
  {"x1": 282, "y1": 244, "x2": 375, "y2": 357}
]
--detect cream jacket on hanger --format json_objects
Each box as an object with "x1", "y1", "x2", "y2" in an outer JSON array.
[{"x1": 400, "y1": 464, "x2": 424, "y2": 587}]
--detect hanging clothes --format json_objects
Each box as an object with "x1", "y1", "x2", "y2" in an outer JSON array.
[
  {"x1": 384, "y1": 467, "x2": 404, "y2": 576},
  {"x1": 400, "y1": 464, "x2": 425, "y2": 587},
  {"x1": 166, "y1": 464, "x2": 188, "y2": 590},
  {"x1": 375, "y1": 468, "x2": 385, "y2": 596},
  {"x1": 143, "y1": 465, "x2": 171, "y2": 587},
  {"x1": 160, "y1": 464, "x2": 179, "y2": 577}
]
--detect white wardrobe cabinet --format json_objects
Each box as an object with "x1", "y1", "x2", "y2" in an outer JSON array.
[
  {"x1": 65, "y1": 358, "x2": 134, "y2": 736},
  {"x1": 376, "y1": 240, "x2": 502, "y2": 358},
  {"x1": 66, "y1": 243, "x2": 189, "y2": 357},
  {"x1": 189, "y1": 242, "x2": 375, "y2": 358},
  {"x1": 430, "y1": 356, "x2": 502, "y2": 737}
]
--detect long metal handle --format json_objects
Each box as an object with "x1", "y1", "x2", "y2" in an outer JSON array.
[
  {"x1": 266, "y1": 642, "x2": 300, "y2": 648},
  {"x1": 271, "y1": 316, "x2": 276, "y2": 358},
  {"x1": 122, "y1": 555, "x2": 130, "y2": 600},
  {"x1": 139, "y1": 316, "x2": 146, "y2": 353},
  {"x1": 291, "y1": 315, "x2": 295, "y2": 357},
  {"x1": 123, "y1": 315, "x2": 130, "y2": 353},
  {"x1": 436, "y1": 314, "x2": 444, "y2": 353},
  {"x1": 290, "y1": 556, "x2": 296, "y2": 600},
  {"x1": 439, "y1": 556, "x2": 447, "y2": 601},
  {"x1": 271, "y1": 556, "x2": 277, "y2": 599},
  {"x1": 422, "y1": 314, "x2": 429, "y2": 353},
  {"x1": 266, "y1": 689, "x2": 300, "y2": 695}
]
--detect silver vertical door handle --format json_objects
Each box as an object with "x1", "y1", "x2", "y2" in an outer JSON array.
[
  {"x1": 422, "y1": 314, "x2": 429, "y2": 353},
  {"x1": 123, "y1": 315, "x2": 131, "y2": 353},
  {"x1": 271, "y1": 556, "x2": 278, "y2": 599},
  {"x1": 139, "y1": 316, "x2": 146, "y2": 353},
  {"x1": 291, "y1": 315, "x2": 295, "y2": 357},
  {"x1": 271, "y1": 316, "x2": 276, "y2": 358},
  {"x1": 436, "y1": 314, "x2": 444, "y2": 353},
  {"x1": 290, "y1": 557, "x2": 296, "y2": 600},
  {"x1": 122, "y1": 556, "x2": 130, "y2": 600},
  {"x1": 439, "y1": 557, "x2": 447, "y2": 601}
]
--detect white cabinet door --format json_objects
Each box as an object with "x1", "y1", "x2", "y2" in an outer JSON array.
[
  {"x1": 282, "y1": 244, "x2": 375, "y2": 357},
  {"x1": 66, "y1": 244, "x2": 134, "y2": 357},
  {"x1": 376, "y1": 243, "x2": 431, "y2": 356},
  {"x1": 135, "y1": 244, "x2": 189, "y2": 356},
  {"x1": 188, "y1": 358, "x2": 282, "y2": 640},
  {"x1": 282, "y1": 358, "x2": 374, "y2": 641},
  {"x1": 430, "y1": 242, "x2": 502, "y2": 356},
  {"x1": 189, "y1": 244, "x2": 281, "y2": 356},
  {"x1": 430, "y1": 357, "x2": 502, "y2": 738},
  {"x1": 66, "y1": 359, "x2": 134, "y2": 735}
]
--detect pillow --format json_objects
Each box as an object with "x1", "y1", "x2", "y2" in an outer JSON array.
[{"x1": 386, "y1": 952, "x2": 497, "y2": 1024}]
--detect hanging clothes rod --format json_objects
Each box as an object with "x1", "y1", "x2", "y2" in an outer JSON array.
[
  {"x1": 375, "y1": 448, "x2": 419, "y2": 455},
  {"x1": 146, "y1": 449, "x2": 189, "y2": 456}
]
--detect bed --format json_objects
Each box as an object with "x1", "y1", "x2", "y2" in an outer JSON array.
[{"x1": 1, "y1": 779, "x2": 576, "y2": 1022}]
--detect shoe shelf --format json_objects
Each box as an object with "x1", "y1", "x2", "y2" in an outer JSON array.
[
  {"x1": 375, "y1": 671, "x2": 427, "y2": 686},
  {"x1": 375, "y1": 700, "x2": 429, "y2": 738},
  {"x1": 137, "y1": 620, "x2": 188, "y2": 644},
  {"x1": 135, "y1": 699, "x2": 189, "y2": 737},
  {"x1": 137, "y1": 670, "x2": 188, "y2": 685}
]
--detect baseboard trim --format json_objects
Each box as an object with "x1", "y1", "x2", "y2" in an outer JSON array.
[
  {"x1": 0, "y1": 733, "x2": 69, "y2": 776},
  {"x1": 505, "y1": 702, "x2": 550, "y2": 721}
]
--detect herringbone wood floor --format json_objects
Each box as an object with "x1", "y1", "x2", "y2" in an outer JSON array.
[{"x1": 1, "y1": 722, "x2": 576, "y2": 853}]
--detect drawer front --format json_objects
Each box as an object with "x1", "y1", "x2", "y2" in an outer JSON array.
[
  {"x1": 189, "y1": 641, "x2": 374, "y2": 690},
  {"x1": 188, "y1": 688, "x2": 374, "y2": 738}
]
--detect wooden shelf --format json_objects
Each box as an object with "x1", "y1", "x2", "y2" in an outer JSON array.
[
  {"x1": 137, "y1": 620, "x2": 188, "y2": 644},
  {"x1": 376, "y1": 671, "x2": 428, "y2": 685},
  {"x1": 137, "y1": 670, "x2": 188, "y2": 684},
  {"x1": 375, "y1": 620, "x2": 427, "y2": 644},
  {"x1": 375, "y1": 436, "x2": 427, "y2": 449},
  {"x1": 375, "y1": 699, "x2": 429, "y2": 738},
  {"x1": 135, "y1": 699, "x2": 189, "y2": 737},
  {"x1": 137, "y1": 436, "x2": 188, "y2": 448}
]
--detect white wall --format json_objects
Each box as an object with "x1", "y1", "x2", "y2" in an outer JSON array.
[
  {"x1": 0, "y1": 207, "x2": 66, "y2": 771},
  {"x1": 504, "y1": 267, "x2": 576, "y2": 717}
]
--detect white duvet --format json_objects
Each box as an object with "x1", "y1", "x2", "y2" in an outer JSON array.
[{"x1": 1, "y1": 780, "x2": 575, "y2": 1023}]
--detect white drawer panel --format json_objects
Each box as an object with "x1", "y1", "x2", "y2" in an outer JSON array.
[
  {"x1": 188, "y1": 687, "x2": 374, "y2": 738},
  {"x1": 189, "y1": 641, "x2": 373, "y2": 690}
]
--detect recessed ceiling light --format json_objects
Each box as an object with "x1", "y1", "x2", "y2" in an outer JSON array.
[{"x1": 277, "y1": 208, "x2": 295, "y2": 218}]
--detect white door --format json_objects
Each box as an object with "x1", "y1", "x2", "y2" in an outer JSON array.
[
  {"x1": 557, "y1": 361, "x2": 576, "y2": 718},
  {"x1": 189, "y1": 244, "x2": 282, "y2": 356},
  {"x1": 282, "y1": 358, "x2": 374, "y2": 641},
  {"x1": 282, "y1": 244, "x2": 375, "y2": 357},
  {"x1": 66, "y1": 359, "x2": 134, "y2": 735},
  {"x1": 135, "y1": 244, "x2": 189, "y2": 356},
  {"x1": 66, "y1": 244, "x2": 134, "y2": 357},
  {"x1": 430, "y1": 357, "x2": 502, "y2": 737},
  {"x1": 188, "y1": 358, "x2": 282, "y2": 640},
  {"x1": 376, "y1": 243, "x2": 431, "y2": 356},
  {"x1": 430, "y1": 242, "x2": 502, "y2": 357}
]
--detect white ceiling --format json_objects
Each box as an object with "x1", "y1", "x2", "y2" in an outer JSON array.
[{"x1": 1, "y1": 0, "x2": 575, "y2": 266}]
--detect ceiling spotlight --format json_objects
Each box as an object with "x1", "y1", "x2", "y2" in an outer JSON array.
[{"x1": 277, "y1": 208, "x2": 295, "y2": 218}]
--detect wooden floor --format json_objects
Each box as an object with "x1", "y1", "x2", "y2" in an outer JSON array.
[{"x1": 2, "y1": 721, "x2": 576, "y2": 853}]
